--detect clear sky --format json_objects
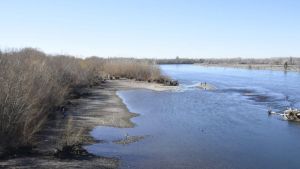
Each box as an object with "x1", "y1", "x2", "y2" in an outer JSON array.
[{"x1": 0, "y1": 0, "x2": 300, "y2": 58}]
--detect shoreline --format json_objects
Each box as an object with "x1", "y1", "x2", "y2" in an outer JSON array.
[
  {"x1": 0, "y1": 79, "x2": 177, "y2": 169},
  {"x1": 197, "y1": 63, "x2": 300, "y2": 72}
]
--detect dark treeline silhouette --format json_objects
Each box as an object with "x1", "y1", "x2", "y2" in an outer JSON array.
[{"x1": 155, "y1": 57, "x2": 300, "y2": 66}]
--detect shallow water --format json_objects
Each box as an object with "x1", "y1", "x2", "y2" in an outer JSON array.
[{"x1": 86, "y1": 65, "x2": 300, "y2": 169}]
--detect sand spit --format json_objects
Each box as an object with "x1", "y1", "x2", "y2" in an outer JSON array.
[{"x1": 112, "y1": 79, "x2": 179, "y2": 91}]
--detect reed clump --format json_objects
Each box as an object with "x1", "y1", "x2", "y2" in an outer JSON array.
[{"x1": 54, "y1": 117, "x2": 89, "y2": 159}]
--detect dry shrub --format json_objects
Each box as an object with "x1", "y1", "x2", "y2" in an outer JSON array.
[
  {"x1": 0, "y1": 48, "x2": 166, "y2": 151},
  {"x1": 58, "y1": 117, "x2": 84, "y2": 147},
  {"x1": 102, "y1": 58, "x2": 162, "y2": 81},
  {"x1": 0, "y1": 48, "x2": 91, "y2": 150},
  {"x1": 84, "y1": 57, "x2": 108, "y2": 84},
  {"x1": 54, "y1": 117, "x2": 88, "y2": 159}
]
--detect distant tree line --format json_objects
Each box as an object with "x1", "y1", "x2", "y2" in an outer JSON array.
[
  {"x1": 155, "y1": 58, "x2": 205, "y2": 64},
  {"x1": 155, "y1": 57, "x2": 300, "y2": 66}
]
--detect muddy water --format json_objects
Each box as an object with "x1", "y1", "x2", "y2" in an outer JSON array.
[{"x1": 86, "y1": 65, "x2": 300, "y2": 169}]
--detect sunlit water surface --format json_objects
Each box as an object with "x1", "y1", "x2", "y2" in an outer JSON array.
[{"x1": 86, "y1": 65, "x2": 300, "y2": 169}]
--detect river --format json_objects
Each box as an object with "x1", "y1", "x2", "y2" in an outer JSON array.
[{"x1": 86, "y1": 64, "x2": 300, "y2": 169}]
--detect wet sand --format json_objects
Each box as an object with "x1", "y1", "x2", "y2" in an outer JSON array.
[
  {"x1": 0, "y1": 80, "x2": 177, "y2": 169},
  {"x1": 114, "y1": 79, "x2": 179, "y2": 91}
]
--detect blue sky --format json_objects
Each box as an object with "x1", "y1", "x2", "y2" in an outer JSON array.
[{"x1": 0, "y1": 0, "x2": 300, "y2": 58}]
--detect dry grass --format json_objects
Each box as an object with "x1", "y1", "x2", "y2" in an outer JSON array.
[
  {"x1": 54, "y1": 117, "x2": 90, "y2": 159},
  {"x1": 0, "y1": 48, "x2": 166, "y2": 151},
  {"x1": 57, "y1": 117, "x2": 84, "y2": 148}
]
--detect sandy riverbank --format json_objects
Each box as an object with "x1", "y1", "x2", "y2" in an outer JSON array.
[
  {"x1": 112, "y1": 79, "x2": 180, "y2": 91},
  {"x1": 197, "y1": 63, "x2": 300, "y2": 72},
  {"x1": 0, "y1": 80, "x2": 177, "y2": 169}
]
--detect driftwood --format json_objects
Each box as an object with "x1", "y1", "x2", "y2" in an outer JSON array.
[{"x1": 269, "y1": 108, "x2": 300, "y2": 121}]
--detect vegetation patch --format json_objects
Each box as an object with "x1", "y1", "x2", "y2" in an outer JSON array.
[{"x1": 0, "y1": 48, "x2": 172, "y2": 157}]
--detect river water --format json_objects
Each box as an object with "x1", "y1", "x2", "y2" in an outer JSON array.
[{"x1": 86, "y1": 65, "x2": 300, "y2": 169}]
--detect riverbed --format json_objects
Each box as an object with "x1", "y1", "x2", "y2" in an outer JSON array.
[{"x1": 86, "y1": 65, "x2": 300, "y2": 169}]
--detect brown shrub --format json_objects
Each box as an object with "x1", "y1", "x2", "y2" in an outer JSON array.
[
  {"x1": 0, "y1": 48, "x2": 91, "y2": 150},
  {"x1": 102, "y1": 58, "x2": 163, "y2": 81},
  {"x1": 57, "y1": 117, "x2": 84, "y2": 148},
  {"x1": 0, "y1": 48, "x2": 167, "y2": 151}
]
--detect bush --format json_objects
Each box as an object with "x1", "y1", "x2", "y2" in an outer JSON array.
[
  {"x1": 54, "y1": 118, "x2": 89, "y2": 159},
  {"x1": 0, "y1": 48, "x2": 91, "y2": 150},
  {"x1": 102, "y1": 58, "x2": 162, "y2": 81},
  {"x1": 0, "y1": 48, "x2": 167, "y2": 151}
]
